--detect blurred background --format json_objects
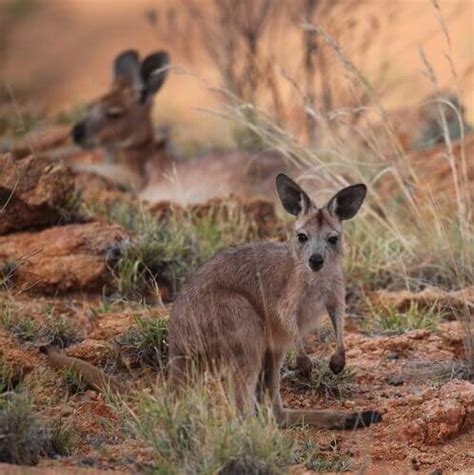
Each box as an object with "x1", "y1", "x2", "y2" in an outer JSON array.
[{"x1": 1, "y1": 0, "x2": 473, "y2": 149}]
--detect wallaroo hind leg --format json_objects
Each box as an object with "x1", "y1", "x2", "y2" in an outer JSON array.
[
  {"x1": 260, "y1": 349, "x2": 382, "y2": 429},
  {"x1": 169, "y1": 293, "x2": 264, "y2": 415},
  {"x1": 169, "y1": 355, "x2": 199, "y2": 395},
  {"x1": 295, "y1": 338, "x2": 313, "y2": 378}
]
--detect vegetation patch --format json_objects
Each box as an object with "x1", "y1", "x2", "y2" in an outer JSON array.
[
  {"x1": 0, "y1": 302, "x2": 81, "y2": 348},
  {"x1": 116, "y1": 384, "x2": 293, "y2": 474},
  {"x1": 363, "y1": 302, "x2": 442, "y2": 335},
  {"x1": 284, "y1": 358, "x2": 355, "y2": 399},
  {"x1": 0, "y1": 391, "x2": 73, "y2": 465},
  {"x1": 91, "y1": 199, "x2": 257, "y2": 300},
  {"x1": 116, "y1": 314, "x2": 169, "y2": 370},
  {"x1": 61, "y1": 367, "x2": 88, "y2": 395},
  {"x1": 0, "y1": 307, "x2": 39, "y2": 343},
  {"x1": 292, "y1": 435, "x2": 351, "y2": 473},
  {"x1": 0, "y1": 260, "x2": 17, "y2": 289}
]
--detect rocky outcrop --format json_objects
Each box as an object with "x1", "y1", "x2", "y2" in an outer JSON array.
[
  {"x1": 0, "y1": 154, "x2": 78, "y2": 234},
  {"x1": 0, "y1": 221, "x2": 128, "y2": 294},
  {"x1": 404, "y1": 379, "x2": 474, "y2": 445}
]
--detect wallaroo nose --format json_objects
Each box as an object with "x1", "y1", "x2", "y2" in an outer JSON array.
[
  {"x1": 309, "y1": 254, "x2": 324, "y2": 271},
  {"x1": 72, "y1": 122, "x2": 85, "y2": 144}
]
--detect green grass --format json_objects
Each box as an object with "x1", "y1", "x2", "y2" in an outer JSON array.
[
  {"x1": 90, "y1": 199, "x2": 257, "y2": 300},
  {"x1": 40, "y1": 313, "x2": 81, "y2": 348},
  {"x1": 116, "y1": 315, "x2": 168, "y2": 370},
  {"x1": 0, "y1": 391, "x2": 74, "y2": 465},
  {"x1": 116, "y1": 383, "x2": 293, "y2": 474},
  {"x1": 0, "y1": 306, "x2": 39, "y2": 343},
  {"x1": 364, "y1": 302, "x2": 442, "y2": 335},
  {"x1": 0, "y1": 260, "x2": 17, "y2": 289},
  {"x1": 0, "y1": 358, "x2": 15, "y2": 393},
  {"x1": 0, "y1": 301, "x2": 80, "y2": 347},
  {"x1": 61, "y1": 367, "x2": 88, "y2": 395},
  {"x1": 292, "y1": 434, "x2": 351, "y2": 472},
  {"x1": 284, "y1": 358, "x2": 355, "y2": 399}
]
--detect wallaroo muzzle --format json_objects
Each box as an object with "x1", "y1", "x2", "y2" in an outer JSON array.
[
  {"x1": 309, "y1": 253, "x2": 324, "y2": 272},
  {"x1": 72, "y1": 122, "x2": 86, "y2": 145}
]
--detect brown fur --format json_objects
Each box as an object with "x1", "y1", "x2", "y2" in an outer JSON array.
[{"x1": 168, "y1": 175, "x2": 381, "y2": 429}]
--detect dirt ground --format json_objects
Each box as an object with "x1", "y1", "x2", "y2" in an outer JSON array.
[{"x1": 0, "y1": 289, "x2": 472, "y2": 474}]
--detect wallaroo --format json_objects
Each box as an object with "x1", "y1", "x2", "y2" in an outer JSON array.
[
  {"x1": 71, "y1": 49, "x2": 291, "y2": 203},
  {"x1": 168, "y1": 174, "x2": 382, "y2": 429}
]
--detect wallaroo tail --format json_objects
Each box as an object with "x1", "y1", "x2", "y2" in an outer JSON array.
[{"x1": 168, "y1": 174, "x2": 382, "y2": 429}]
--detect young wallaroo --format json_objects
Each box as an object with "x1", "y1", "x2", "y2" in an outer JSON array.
[
  {"x1": 168, "y1": 174, "x2": 382, "y2": 429},
  {"x1": 72, "y1": 49, "x2": 170, "y2": 187}
]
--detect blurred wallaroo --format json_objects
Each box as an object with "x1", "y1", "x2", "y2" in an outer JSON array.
[
  {"x1": 168, "y1": 174, "x2": 382, "y2": 429},
  {"x1": 71, "y1": 49, "x2": 290, "y2": 203},
  {"x1": 72, "y1": 50, "x2": 170, "y2": 187}
]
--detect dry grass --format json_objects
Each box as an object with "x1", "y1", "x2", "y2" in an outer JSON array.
[{"x1": 212, "y1": 6, "x2": 472, "y2": 374}]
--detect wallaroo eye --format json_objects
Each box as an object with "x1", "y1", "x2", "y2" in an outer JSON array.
[
  {"x1": 297, "y1": 233, "x2": 308, "y2": 243},
  {"x1": 105, "y1": 108, "x2": 124, "y2": 119},
  {"x1": 328, "y1": 235, "x2": 339, "y2": 245}
]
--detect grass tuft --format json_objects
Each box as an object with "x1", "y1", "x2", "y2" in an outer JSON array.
[
  {"x1": 0, "y1": 302, "x2": 80, "y2": 348},
  {"x1": 0, "y1": 392, "x2": 46, "y2": 465},
  {"x1": 292, "y1": 435, "x2": 351, "y2": 472},
  {"x1": 284, "y1": 358, "x2": 354, "y2": 399},
  {"x1": 0, "y1": 307, "x2": 39, "y2": 343},
  {"x1": 61, "y1": 367, "x2": 88, "y2": 395},
  {"x1": 364, "y1": 302, "x2": 442, "y2": 335},
  {"x1": 91, "y1": 198, "x2": 258, "y2": 300},
  {"x1": 0, "y1": 260, "x2": 17, "y2": 289},
  {"x1": 116, "y1": 383, "x2": 293, "y2": 474},
  {"x1": 116, "y1": 315, "x2": 169, "y2": 370},
  {"x1": 0, "y1": 358, "x2": 15, "y2": 393}
]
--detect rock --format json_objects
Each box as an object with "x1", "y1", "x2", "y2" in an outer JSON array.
[
  {"x1": 0, "y1": 154, "x2": 78, "y2": 234},
  {"x1": 0, "y1": 221, "x2": 128, "y2": 294},
  {"x1": 387, "y1": 374, "x2": 404, "y2": 386},
  {"x1": 404, "y1": 379, "x2": 474, "y2": 445}
]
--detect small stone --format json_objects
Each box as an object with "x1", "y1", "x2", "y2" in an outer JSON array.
[
  {"x1": 411, "y1": 456, "x2": 421, "y2": 471},
  {"x1": 388, "y1": 375, "x2": 404, "y2": 386}
]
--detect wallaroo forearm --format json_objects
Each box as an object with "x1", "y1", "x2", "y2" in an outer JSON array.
[
  {"x1": 168, "y1": 174, "x2": 381, "y2": 429},
  {"x1": 328, "y1": 304, "x2": 346, "y2": 374}
]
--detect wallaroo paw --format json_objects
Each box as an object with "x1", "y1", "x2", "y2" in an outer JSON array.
[
  {"x1": 296, "y1": 354, "x2": 313, "y2": 378},
  {"x1": 329, "y1": 353, "x2": 345, "y2": 374},
  {"x1": 344, "y1": 410, "x2": 382, "y2": 429}
]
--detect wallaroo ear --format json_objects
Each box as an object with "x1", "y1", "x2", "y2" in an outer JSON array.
[
  {"x1": 114, "y1": 50, "x2": 142, "y2": 95},
  {"x1": 140, "y1": 51, "x2": 170, "y2": 102},
  {"x1": 276, "y1": 174, "x2": 312, "y2": 217},
  {"x1": 327, "y1": 184, "x2": 367, "y2": 220}
]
